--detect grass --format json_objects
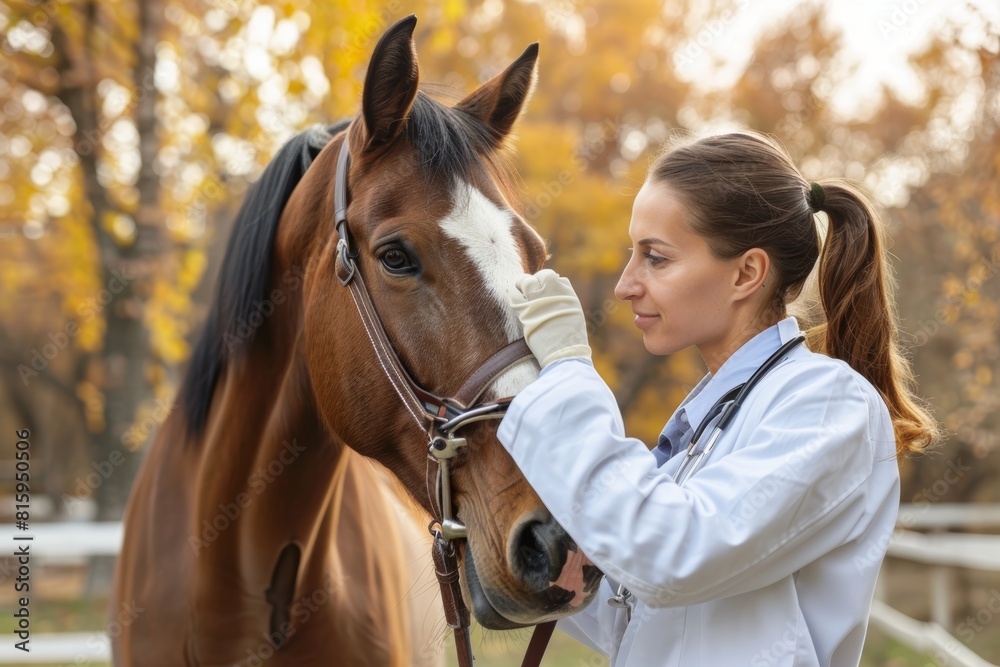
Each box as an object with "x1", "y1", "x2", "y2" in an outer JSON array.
[
  {"x1": 445, "y1": 625, "x2": 601, "y2": 667},
  {"x1": 444, "y1": 624, "x2": 942, "y2": 667}
]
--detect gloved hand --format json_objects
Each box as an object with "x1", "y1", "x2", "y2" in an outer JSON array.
[{"x1": 508, "y1": 269, "x2": 592, "y2": 369}]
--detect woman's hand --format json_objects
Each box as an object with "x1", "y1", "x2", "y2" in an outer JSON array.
[{"x1": 508, "y1": 269, "x2": 592, "y2": 369}]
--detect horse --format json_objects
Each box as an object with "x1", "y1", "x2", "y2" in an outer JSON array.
[{"x1": 111, "y1": 15, "x2": 601, "y2": 666}]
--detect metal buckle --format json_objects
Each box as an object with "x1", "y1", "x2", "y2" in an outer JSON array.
[
  {"x1": 428, "y1": 521, "x2": 457, "y2": 554},
  {"x1": 429, "y1": 436, "x2": 467, "y2": 460},
  {"x1": 607, "y1": 582, "x2": 633, "y2": 623},
  {"x1": 336, "y1": 238, "x2": 356, "y2": 286},
  {"x1": 439, "y1": 518, "x2": 467, "y2": 541},
  {"x1": 430, "y1": 436, "x2": 469, "y2": 541}
]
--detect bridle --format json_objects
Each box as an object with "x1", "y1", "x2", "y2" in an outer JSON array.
[{"x1": 331, "y1": 136, "x2": 556, "y2": 666}]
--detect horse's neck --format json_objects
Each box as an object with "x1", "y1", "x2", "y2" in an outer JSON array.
[
  {"x1": 188, "y1": 347, "x2": 433, "y2": 665},
  {"x1": 189, "y1": 337, "x2": 337, "y2": 613}
]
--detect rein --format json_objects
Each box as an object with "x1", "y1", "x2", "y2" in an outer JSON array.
[{"x1": 332, "y1": 137, "x2": 556, "y2": 666}]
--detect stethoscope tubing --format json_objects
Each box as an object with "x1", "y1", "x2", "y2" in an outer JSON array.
[
  {"x1": 673, "y1": 334, "x2": 806, "y2": 486},
  {"x1": 610, "y1": 334, "x2": 807, "y2": 616}
]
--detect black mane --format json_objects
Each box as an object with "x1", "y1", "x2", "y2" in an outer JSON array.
[
  {"x1": 178, "y1": 94, "x2": 510, "y2": 442},
  {"x1": 178, "y1": 122, "x2": 341, "y2": 440}
]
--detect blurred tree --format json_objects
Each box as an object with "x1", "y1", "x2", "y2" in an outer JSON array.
[
  {"x1": 0, "y1": 0, "x2": 172, "y2": 520},
  {"x1": 892, "y1": 44, "x2": 1000, "y2": 503}
]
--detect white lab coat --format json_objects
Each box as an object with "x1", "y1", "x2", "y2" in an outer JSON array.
[{"x1": 497, "y1": 316, "x2": 900, "y2": 666}]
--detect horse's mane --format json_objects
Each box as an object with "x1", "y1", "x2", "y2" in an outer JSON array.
[
  {"x1": 178, "y1": 93, "x2": 520, "y2": 442},
  {"x1": 178, "y1": 122, "x2": 342, "y2": 441}
]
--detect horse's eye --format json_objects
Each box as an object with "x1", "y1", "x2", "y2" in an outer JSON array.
[{"x1": 380, "y1": 248, "x2": 412, "y2": 273}]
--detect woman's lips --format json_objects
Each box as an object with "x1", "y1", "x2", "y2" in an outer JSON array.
[{"x1": 634, "y1": 314, "x2": 659, "y2": 330}]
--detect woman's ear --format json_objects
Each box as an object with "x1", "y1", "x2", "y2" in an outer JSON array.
[{"x1": 733, "y1": 248, "x2": 770, "y2": 299}]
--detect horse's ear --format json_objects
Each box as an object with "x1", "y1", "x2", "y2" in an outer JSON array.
[
  {"x1": 457, "y1": 43, "x2": 539, "y2": 144},
  {"x1": 361, "y1": 14, "x2": 419, "y2": 150}
]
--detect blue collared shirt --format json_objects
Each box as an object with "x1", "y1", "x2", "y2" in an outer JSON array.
[{"x1": 653, "y1": 317, "x2": 792, "y2": 466}]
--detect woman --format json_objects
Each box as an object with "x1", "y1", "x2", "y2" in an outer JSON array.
[{"x1": 497, "y1": 132, "x2": 939, "y2": 666}]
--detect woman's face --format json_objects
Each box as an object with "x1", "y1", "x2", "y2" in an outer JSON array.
[{"x1": 615, "y1": 180, "x2": 743, "y2": 358}]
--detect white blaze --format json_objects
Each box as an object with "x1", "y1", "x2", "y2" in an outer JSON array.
[{"x1": 438, "y1": 181, "x2": 540, "y2": 399}]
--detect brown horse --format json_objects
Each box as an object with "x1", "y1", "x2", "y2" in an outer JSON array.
[{"x1": 112, "y1": 15, "x2": 600, "y2": 667}]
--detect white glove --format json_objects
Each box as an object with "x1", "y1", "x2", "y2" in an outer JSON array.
[{"x1": 508, "y1": 269, "x2": 592, "y2": 369}]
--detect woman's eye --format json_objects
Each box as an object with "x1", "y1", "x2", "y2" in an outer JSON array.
[
  {"x1": 380, "y1": 248, "x2": 412, "y2": 273},
  {"x1": 643, "y1": 252, "x2": 667, "y2": 266}
]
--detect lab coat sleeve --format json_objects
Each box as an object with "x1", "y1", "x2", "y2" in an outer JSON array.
[{"x1": 497, "y1": 358, "x2": 890, "y2": 609}]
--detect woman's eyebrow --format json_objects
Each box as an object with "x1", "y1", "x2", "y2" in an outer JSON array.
[{"x1": 637, "y1": 238, "x2": 678, "y2": 249}]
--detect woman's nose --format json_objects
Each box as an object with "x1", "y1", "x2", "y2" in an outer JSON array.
[{"x1": 615, "y1": 259, "x2": 641, "y2": 301}]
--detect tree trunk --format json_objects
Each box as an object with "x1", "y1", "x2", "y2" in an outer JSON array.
[
  {"x1": 91, "y1": 0, "x2": 164, "y2": 524},
  {"x1": 51, "y1": 0, "x2": 164, "y2": 593}
]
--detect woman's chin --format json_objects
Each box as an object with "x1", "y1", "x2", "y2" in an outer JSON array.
[{"x1": 641, "y1": 334, "x2": 674, "y2": 356}]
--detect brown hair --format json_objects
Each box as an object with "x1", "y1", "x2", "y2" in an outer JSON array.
[{"x1": 649, "y1": 131, "x2": 939, "y2": 457}]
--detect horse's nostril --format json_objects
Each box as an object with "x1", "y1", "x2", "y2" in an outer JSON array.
[
  {"x1": 518, "y1": 525, "x2": 548, "y2": 574},
  {"x1": 512, "y1": 519, "x2": 568, "y2": 589}
]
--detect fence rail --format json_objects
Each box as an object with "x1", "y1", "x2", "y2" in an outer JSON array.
[
  {"x1": 888, "y1": 529, "x2": 1000, "y2": 571},
  {"x1": 0, "y1": 634, "x2": 109, "y2": 664},
  {"x1": 1, "y1": 504, "x2": 999, "y2": 665},
  {"x1": 897, "y1": 503, "x2": 1000, "y2": 530},
  {"x1": 3, "y1": 521, "x2": 122, "y2": 558},
  {"x1": 869, "y1": 601, "x2": 998, "y2": 667}
]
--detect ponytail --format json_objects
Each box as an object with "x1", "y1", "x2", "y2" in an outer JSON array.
[{"x1": 807, "y1": 180, "x2": 940, "y2": 457}]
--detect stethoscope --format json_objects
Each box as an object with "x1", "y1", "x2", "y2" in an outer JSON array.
[{"x1": 608, "y1": 334, "x2": 806, "y2": 622}]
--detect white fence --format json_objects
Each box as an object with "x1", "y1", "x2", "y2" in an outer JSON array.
[
  {"x1": 1, "y1": 505, "x2": 999, "y2": 665},
  {"x1": 0, "y1": 523, "x2": 120, "y2": 664},
  {"x1": 871, "y1": 503, "x2": 1000, "y2": 667}
]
